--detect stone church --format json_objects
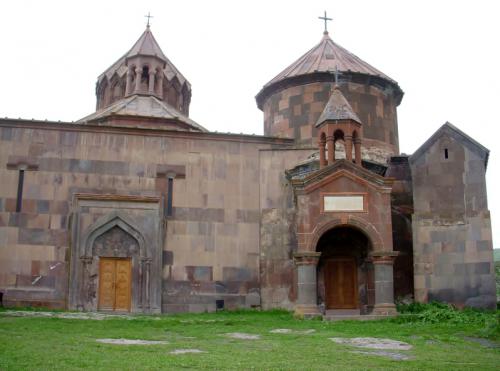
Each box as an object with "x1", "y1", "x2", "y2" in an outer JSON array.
[{"x1": 0, "y1": 24, "x2": 496, "y2": 316}]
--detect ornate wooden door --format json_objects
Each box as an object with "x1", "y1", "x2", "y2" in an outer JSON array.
[
  {"x1": 98, "y1": 258, "x2": 131, "y2": 312},
  {"x1": 325, "y1": 257, "x2": 358, "y2": 309}
]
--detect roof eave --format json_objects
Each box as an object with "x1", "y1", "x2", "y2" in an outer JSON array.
[
  {"x1": 409, "y1": 122, "x2": 490, "y2": 169},
  {"x1": 255, "y1": 72, "x2": 404, "y2": 110}
]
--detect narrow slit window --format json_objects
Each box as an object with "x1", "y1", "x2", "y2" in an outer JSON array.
[
  {"x1": 167, "y1": 177, "x2": 173, "y2": 216},
  {"x1": 444, "y1": 148, "x2": 449, "y2": 159},
  {"x1": 16, "y1": 169, "x2": 25, "y2": 212}
]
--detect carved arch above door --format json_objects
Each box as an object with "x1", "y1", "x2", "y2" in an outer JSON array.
[{"x1": 81, "y1": 211, "x2": 149, "y2": 259}]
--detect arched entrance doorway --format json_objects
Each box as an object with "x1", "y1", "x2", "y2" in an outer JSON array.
[{"x1": 316, "y1": 226, "x2": 374, "y2": 314}]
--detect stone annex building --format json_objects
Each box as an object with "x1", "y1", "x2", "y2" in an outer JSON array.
[{"x1": 0, "y1": 24, "x2": 496, "y2": 316}]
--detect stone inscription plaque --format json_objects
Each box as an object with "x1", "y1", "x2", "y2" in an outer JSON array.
[{"x1": 324, "y1": 195, "x2": 364, "y2": 212}]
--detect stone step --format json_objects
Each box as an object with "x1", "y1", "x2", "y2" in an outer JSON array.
[{"x1": 325, "y1": 309, "x2": 361, "y2": 316}]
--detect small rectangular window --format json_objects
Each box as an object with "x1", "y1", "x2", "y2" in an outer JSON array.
[
  {"x1": 444, "y1": 148, "x2": 449, "y2": 159},
  {"x1": 16, "y1": 169, "x2": 25, "y2": 212},
  {"x1": 167, "y1": 177, "x2": 173, "y2": 217}
]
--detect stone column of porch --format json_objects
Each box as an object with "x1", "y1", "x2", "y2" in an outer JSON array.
[
  {"x1": 371, "y1": 252, "x2": 398, "y2": 316},
  {"x1": 293, "y1": 252, "x2": 321, "y2": 317}
]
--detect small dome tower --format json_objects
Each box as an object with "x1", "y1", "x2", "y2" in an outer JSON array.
[
  {"x1": 316, "y1": 84, "x2": 363, "y2": 167},
  {"x1": 95, "y1": 25, "x2": 191, "y2": 116}
]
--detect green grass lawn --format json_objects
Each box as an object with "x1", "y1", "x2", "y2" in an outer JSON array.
[{"x1": 0, "y1": 308, "x2": 498, "y2": 370}]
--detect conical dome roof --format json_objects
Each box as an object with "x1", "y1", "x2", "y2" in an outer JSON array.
[
  {"x1": 256, "y1": 32, "x2": 402, "y2": 109},
  {"x1": 268, "y1": 32, "x2": 396, "y2": 86},
  {"x1": 125, "y1": 25, "x2": 168, "y2": 60},
  {"x1": 97, "y1": 26, "x2": 189, "y2": 89}
]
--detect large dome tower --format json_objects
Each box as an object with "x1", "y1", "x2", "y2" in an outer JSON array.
[{"x1": 256, "y1": 30, "x2": 404, "y2": 162}]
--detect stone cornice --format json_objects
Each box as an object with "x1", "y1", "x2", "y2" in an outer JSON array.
[
  {"x1": 256, "y1": 72, "x2": 404, "y2": 110},
  {"x1": 0, "y1": 118, "x2": 294, "y2": 145}
]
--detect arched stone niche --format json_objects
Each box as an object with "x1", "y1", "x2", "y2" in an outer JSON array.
[{"x1": 69, "y1": 200, "x2": 163, "y2": 314}]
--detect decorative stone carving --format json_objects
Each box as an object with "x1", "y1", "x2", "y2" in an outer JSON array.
[
  {"x1": 69, "y1": 201, "x2": 163, "y2": 314},
  {"x1": 92, "y1": 226, "x2": 139, "y2": 257}
]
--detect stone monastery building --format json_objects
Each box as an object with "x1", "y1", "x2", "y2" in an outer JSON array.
[{"x1": 0, "y1": 24, "x2": 496, "y2": 315}]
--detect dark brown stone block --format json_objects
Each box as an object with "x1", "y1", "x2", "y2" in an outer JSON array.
[
  {"x1": 1, "y1": 127, "x2": 12, "y2": 140},
  {"x1": 18, "y1": 228, "x2": 48, "y2": 245},
  {"x1": 185, "y1": 266, "x2": 213, "y2": 282},
  {"x1": 59, "y1": 132, "x2": 78, "y2": 147},
  {"x1": 9, "y1": 213, "x2": 26, "y2": 227},
  {"x1": 31, "y1": 260, "x2": 40, "y2": 276},
  {"x1": 22, "y1": 199, "x2": 36, "y2": 213},
  {"x1": 49, "y1": 201, "x2": 69, "y2": 214},
  {"x1": 155, "y1": 164, "x2": 186, "y2": 178},
  {"x1": 475, "y1": 263, "x2": 491, "y2": 274},
  {"x1": 222, "y1": 267, "x2": 253, "y2": 281},
  {"x1": 236, "y1": 209, "x2": 260, "y2": 223},
  {"x1": 163, "y1": 304, "x2": 189, "y2": 313},
  {"x1": 163, "y1": 280, "x2": 191, "y2": 296},
  {"x1": 215, "y1": 281, "x2": 227, "y2": 294},
  {"x1": 0, "y1": 212, "x2": 8, "y2": 226},
  {"x1": 162, "y1": 250, "x2": 173, "y2": 265},
  {"x1": 477, "y1": 240, "x2": 491, "y2": 251},
  {"x1": 199, "y1": 281, "x2": 215, "y2": 294},
  {"x1": 37, "y1": 200, "x2": 50, "y2": 214},
  {"x1": 72, "y1": 159, "x2": 95, "y2": 173},
  {"x1": 172, "y1": 207, "x2": 225, "y2": 222},
  {"x1": 18, "y1": 228, "x2": 68, "y2": 246}
]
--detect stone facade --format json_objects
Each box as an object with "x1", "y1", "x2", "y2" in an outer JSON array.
[
  {"x1": 0, "y1": 120, "x2": 292, "y2": 312},
  {"x1": 0, "y1": 26, "x2": 495, "y2": 314},
  {"x1": 410, "y1": 123, "x2": 495, "y2": 309}
]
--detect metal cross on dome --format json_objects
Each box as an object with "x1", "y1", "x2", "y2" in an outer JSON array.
[
  {"x1": 318, "y1": 11, "x2": 332, "y2": 33},
  {"x1": 145, "y1": 12, "x2": 153, "y2": 27}
]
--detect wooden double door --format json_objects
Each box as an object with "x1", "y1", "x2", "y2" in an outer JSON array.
[
  {"x1": 324, "y1": 257, "x2": 358, "y2": 309},
  {"x1": 98, "y1": 258, "x2": 132, "y2": 312}
]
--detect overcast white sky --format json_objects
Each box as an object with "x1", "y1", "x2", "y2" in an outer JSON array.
[{"x1": 1, "y1": 0, "x2": 498, "y2": 247}]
